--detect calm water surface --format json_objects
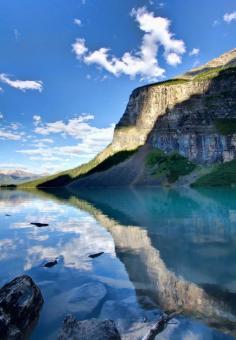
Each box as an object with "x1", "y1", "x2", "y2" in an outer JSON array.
[{"x1": 0, "y1": 187, "x2": 236, "y2": 339}]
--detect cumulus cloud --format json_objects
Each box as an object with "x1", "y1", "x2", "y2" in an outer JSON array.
[
  {"x1": 166, "y1": 52, "x2": 181, "y2": 66},
  {"x1": 189, "y1": 48, "x2": 200, "y2": 56},
  {"x1": 0, "y1": 118, "x2": 25, "y2": 141},
  {"x1": 0, "y1": 121, "x2": 25, "y2": 141},
  {"x1": 34, "y1": 114, "x2": 96, "y2": 137},
  {"x1": 0, "y1": 130, "x2": 24, "y2": 141},
  {"x1": 18, "y1": 114, "x2": 115, "y2": 164},
  {"x1": 223, "y1": 11, "x2": 236, "y2": 23},
  {"x1": 72, "y1": 7, "x2": 186, "y2": 80},
  {"x1": 72, "y1": 39, "x2": 88, "y2": 58},
  {"x1": 2, "y1": 112, "x2": 114, "y2": 173},
  {"x1": 0, "y1": 74, "x2": 43, "y2": 92}
]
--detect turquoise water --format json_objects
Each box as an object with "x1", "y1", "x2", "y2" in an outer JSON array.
[{"x1": 0, "y1": 187, "x2": 236, "y2": 339}]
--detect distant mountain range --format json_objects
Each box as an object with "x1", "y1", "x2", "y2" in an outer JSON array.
[{"x1": 0, "y1": 169, "x2": 43, "y2": 185}]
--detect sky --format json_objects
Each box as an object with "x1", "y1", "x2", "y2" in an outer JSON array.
[{"x1": 0, "y1": 0, "x2": 235, "y2": 174}]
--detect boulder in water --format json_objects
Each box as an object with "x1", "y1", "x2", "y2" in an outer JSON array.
[
  {"x1": 0, "y1": 275, "x2": 43, "y2": 339},
  {"x1": 58, "y1": 315, "x2": 121, "y2": 340}
]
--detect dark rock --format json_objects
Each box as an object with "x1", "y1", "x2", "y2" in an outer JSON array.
[
  {"x1": 30, "y1": 222, "x2": 49, "y2": 227},
  {"x1": 58, "y1": 315, "x2": 121, "y2": 340},
  {"x1": 89, "y1": 252, "x2": 104, "y2": 259},
  {"x1": 44, "y1": 260, "x2": 57, "y2": 268},
  {"x1": 0, "y1": 275, "x2": 44, "y2": 339},
  {"x1": 5, "y1": 214, "x2": 11, "y2": 217}
]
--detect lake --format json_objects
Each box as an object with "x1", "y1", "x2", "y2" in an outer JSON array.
[{"x1": 0, "y1": 187, "x2": 236, "y2": 339}]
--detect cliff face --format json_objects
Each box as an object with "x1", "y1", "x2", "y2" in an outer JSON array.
[
  {"x1": 20, "y1": 49, "x2": 236, "y2": 188},
  {"x1": 112, "y1": 50, "x2": 236, "y2": 164},
  {"x1": 148, "y1": 70, "x2": 236, "y2": 164}
]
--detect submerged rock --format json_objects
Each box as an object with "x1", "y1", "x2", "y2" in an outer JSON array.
[
  {"x1": 58, "y1": 315, "x2": 121, "y2": 340},
  {"x1": 49, "y1": 282, "x2": 107, "y2": 320},
  {"x1": 99, "y1": 299, "x2": 158, "y2": 339},
  {"x1": 0, "y1": 275, "x2": 44, "y2": 339},
  {"x1": 30, "y1": 222, "x2": 49, "y2": 227},
  {"x1": 89, "y1": 252, "x2": 104, "y2": 259},
  {"x1": 44, "y1": 260, "x2": 58, "y2": 268}
]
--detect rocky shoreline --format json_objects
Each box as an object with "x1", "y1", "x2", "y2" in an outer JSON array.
[
  {"x1": 0, "y1": 275, "x2": 183, "y2": 340},
  {"x1": 0, "y1": 275, "x2": 122, "y2": 340}
]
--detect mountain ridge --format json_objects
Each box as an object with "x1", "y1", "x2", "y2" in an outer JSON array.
[
  {"x1": 0, "y1": 169, "x2": 44, "y2": 185},
  {"x1": 18, "y1": 48, "x2": 236, "y2": 188}
]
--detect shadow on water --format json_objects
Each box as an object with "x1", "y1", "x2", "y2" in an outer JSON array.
[{"x1": 29, "y1": 185, "x2": 236, "y2": 336}]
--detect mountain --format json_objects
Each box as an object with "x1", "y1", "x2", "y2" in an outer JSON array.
[
  {"x1": 0, "y1": 169, "x2": 43, "y2": 185},
  {"x1": 20, "y1": 48, "x2": 236, "y2": 188}
]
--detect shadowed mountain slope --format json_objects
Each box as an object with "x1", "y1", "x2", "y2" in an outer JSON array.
[{"x1": 19, "y1": 49, "x2": 236, "y2": 188}]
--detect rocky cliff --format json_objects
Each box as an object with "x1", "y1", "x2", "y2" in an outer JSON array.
[
  {"x1": 113, "y1": 49, "x2": 236, "y2": 164},
  {"x1": 20, "y1": 49, "x2": 236, "y2": 188}
]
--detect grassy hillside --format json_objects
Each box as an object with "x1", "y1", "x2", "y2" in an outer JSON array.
[
  {"x1": 192, "y1": 159, "x2": 236, "y2": 187},
  {"x1": 19, "y1": 148, "x2": 139, "y2": 188},
  {"x1": 146, "y1": 149, "x2": 196, "y2": 183}
]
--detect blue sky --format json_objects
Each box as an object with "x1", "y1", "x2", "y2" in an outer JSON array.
[{"x1": 0, "y1": 0, "x2": 235, "y2": 174}]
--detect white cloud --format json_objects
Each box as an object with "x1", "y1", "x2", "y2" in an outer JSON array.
[
  {"x1": 189, "y1": 48, "x2": 200, "y2": 56},
  {"x1": 166, "y1": 52, "x2": 181, "y2": 66},
  {"x1": 0, "y1": 74, "x2": 43, "y2": 92},
  {"x1": 18, "y1": 114, "x2": 115, "y2": 165},
  {"x1": 148, "y1": 1, "x2": 165, "y2": 8},
  {"x1": 0, "y1": 129, "x2": 24, "y2": 141},
  {"x1": 223, "y1": 11, "x2": 236, "y2": 23},
  {"x1": 74, "y1": 18, "x2": 82, "y2": 26},
  {"x1": 32, "y1": 138, "x2": 54, "y2": 148},
  {"x1": 1, "y1": 112, "x2": 114, "y2": 173},
  {"x1": 72, "y1": 39, "x2": 88, "y2": 58},
  {"x1": 10, "y1": 123, "x2": 21, "y2": 131},
  {"x1": 0, "y1": 118, "x2": 25, "y2": 141},
  {"x1": 34, "y1": 138, "x2": 53, "y2": 144},
  {"x1": 33, "y1": 115, "x2": 42, "y2": 126},
  {"x1": 72, "y1": 7, "x2": 186, "y2": 81},
  {"x1": 34, "y1": 114, "x2": 95, "y2": 137}
]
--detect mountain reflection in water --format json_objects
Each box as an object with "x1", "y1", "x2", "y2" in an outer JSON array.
[
  {"x1": 58, "y1": 187, "x2": 236, "y2": 334},
  {"x1": 0, "y1": 187, "x2": 235, "y2": 339}
]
